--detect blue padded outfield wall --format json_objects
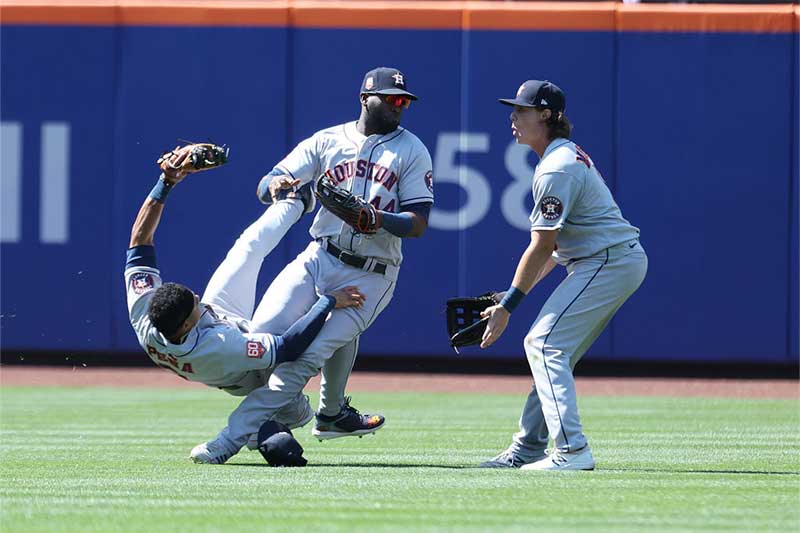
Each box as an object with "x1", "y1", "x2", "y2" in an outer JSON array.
[{"x1": 1, "y1": 2, "x2": 798, "y2": 364}]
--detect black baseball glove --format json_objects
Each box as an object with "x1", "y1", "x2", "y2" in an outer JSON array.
[
  {"x1": 157, "y1": 142, "x2": 229, "y2": 181},
  {"x1": 314, "y1": 174, "x2": 381, "y2": 234},
  {"x1": 446, "y1": 291, "x2": 505, "y2": 353}
]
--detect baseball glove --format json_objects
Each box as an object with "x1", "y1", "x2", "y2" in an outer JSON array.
[
  {"x1": 314, "y1": 174, "x2": 381, "y2": 234},
  {"x1": 157, "y1": 142, "x2": 229, "y2": 181},
  {"x1": 446, "y1": 291, "x2": 505, "y2": 353}
]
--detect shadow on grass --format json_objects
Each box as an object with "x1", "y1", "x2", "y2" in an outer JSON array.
[
  {"x1": 228, "y1": 462, "x2": 466, "y2": 469},
  {"x1": 228, "y1": 463, "x2": 800, "y2": 475},
  {"x1": 602, "y1": 468, "x2": 800, "y2": 476}
]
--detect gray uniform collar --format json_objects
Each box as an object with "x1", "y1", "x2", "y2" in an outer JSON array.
[{"x1": 541, "y1": 138, "x2": 571, "y2": 160}]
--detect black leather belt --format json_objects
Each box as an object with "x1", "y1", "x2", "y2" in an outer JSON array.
[{"x1": 321, "y1": 240, "x2": 387, "y2": 275}]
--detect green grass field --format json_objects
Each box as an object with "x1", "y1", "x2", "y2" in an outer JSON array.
[{"x1": 1, "y1": 386, "x2": 798, "y2": 532}]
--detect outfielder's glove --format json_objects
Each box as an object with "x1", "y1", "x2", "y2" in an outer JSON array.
[
  {"x1": 446, "y1": 291, "x2": 505, "y2": 353},
  {"x1": 314, "y1": 174, "x2": 381, "y2": 234},
  {"x1": 157, "y1": 142, "x2": 229, "y2": 181}
]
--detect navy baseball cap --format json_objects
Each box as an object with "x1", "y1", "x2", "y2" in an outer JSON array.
[
  {"x1": 360, "y1": 67, "x2": 418, "y2": 100},
  {"x1": 499, "y1": 80, "x2": 565, "y2": 113}
]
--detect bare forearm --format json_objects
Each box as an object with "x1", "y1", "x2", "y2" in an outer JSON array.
[
  {"x1": 534, "y1": 257, "x2": 558, "y2": 286},
  {"x1": 405, "y1": 211, "x2": 427, "y2": 238},
  {"x1": 484, "y1": 232, "x2": 557, "y2": 346},
  {"x1": 129, "y1": 197, "x2": 164, "y2": 247},
  {"x1": 511, "y1": 243, "x2": 555, "y2": 293}
]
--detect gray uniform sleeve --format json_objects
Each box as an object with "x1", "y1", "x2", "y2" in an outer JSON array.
[
  {"x1": 273, "y1": 133, "x2": 321, "y2": 185},
  {"x1": 398, "y1": 146, "x2": 434, "y2": 207},
  {"x1": 529, "y1": 171, "x2": 580, "y2": 231},
  {"x1": 215, "y1": 331, "x2": 279, "y2": 373},
  {"x1": 124, "y1": 266, "x2": 162, "y2": 346}
]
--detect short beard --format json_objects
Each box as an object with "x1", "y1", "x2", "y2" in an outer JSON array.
[{"x1": 365, "y1": 109, "x2": 399, "y2": 135}]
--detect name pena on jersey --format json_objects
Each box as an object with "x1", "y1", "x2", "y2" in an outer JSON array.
[
  {"x1": 147, "y1": 344, "x2": 195, "y2": 375},
  {"x1": 322, "y1": 159, "x2": 398, "y2": 192}
]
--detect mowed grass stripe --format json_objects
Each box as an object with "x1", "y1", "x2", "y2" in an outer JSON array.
[{"x1": 1, "y1": 387, "x2": 798, "y2": 532}]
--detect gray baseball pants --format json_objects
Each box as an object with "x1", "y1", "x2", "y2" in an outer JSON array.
[{"x1": 511, "y1": 240, "x2": 648, "y2": 455}]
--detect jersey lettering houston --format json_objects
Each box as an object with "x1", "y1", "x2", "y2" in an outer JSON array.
[
  {"x1": 125, "y1": 266, "x2": 279, "y2": 386},
  {"x1": 273, "y1": 121, "x2": 434, "y2": 265},
  {"x1": 529, "y1": 139, "x2": 640, "y2": 264}
]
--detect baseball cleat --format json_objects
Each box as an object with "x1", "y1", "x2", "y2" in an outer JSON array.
[
  {"x1": 520, "y1": 445, "x2": 595, "y2": 471},
  {"x1": 479, "y1": 448, "x2": 547, "y2": 468},
  {"x1": 311, "y1": 396, "x2": 385, "y2": 441},
  {"x1": 190, "y1": 437, "x2": 240, "y2": 465},
  {"x1": 245, "y1": 394, "x2": 315, "y2": 451}
]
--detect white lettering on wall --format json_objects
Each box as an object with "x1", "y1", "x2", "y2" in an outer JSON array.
[
  {"x1": 0, "y1": 121, "x2": 70, "y2": 244},
  {"x1": 429, "y1": 132, "x2": 491, "y2": 230},
  {"x1": 40, "y1": 122, "x2": 70, "y2": 244},
  {"x1": 1, "y1": 122, "x2": 22, "y2": 243},
  {"x1": 430, "y1": 132, "x2": 535, "y2": 232}
]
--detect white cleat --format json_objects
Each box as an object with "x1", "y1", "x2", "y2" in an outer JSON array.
[
  {"x1": 520, "y1": 445, "x2": 595, "y2": 471},
  {"x1": 479, "y1": 448, "x2": 547, "y2": 469},
  {"x1": 190, "y1": 438, "x2": 238, "y2": 465}
]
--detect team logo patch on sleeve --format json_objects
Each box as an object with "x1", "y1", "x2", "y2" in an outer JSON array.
[
  {"x1": 424, "y1": 171, "x2": 434, "y2": 193},
  {"x1": 540, "y1": 196, "x2": 563, "y2": 221},
  {"x1": 130, "y1": 272, "x2": 155, "y2": 294},
  {"x1": 246, "y1": 341, "x2": 266, "y2": 359}
]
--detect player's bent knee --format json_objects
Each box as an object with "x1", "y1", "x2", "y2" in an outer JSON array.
[{"x1": 523, "y1": 332, "x2": 544, "y2": 361}]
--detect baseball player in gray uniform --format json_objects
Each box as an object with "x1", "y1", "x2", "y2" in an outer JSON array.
[
  {"x1": 125, "y1": 144, "x2": 366, "y2": 464},
  {"x1": 479, "y1": 80, "x2": 647, "y2": 470},
  {"x1": 190, "y1": 67, "x2": 434, "y2": 463}
]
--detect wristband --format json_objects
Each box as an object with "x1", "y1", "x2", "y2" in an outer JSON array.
[
  {"x1": 499, "y1": 286, "x2": 526, "y2": 313},
  {"x1": 380, "y1": 211, "x2": 414, "y2": 237},
  {"x1": 149, "y1": 175, "x2": 174, "y2": 203}
]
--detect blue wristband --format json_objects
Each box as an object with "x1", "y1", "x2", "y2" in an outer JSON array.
[
  {"x1": 380, "y1": 211, "x2": 414, "y2": 237},
  {"x1": 499, "y1": 286, "x2": 527, "y2": 313},
  {"x1": 148, "y1": 175, "x2": 173, "y2": 203}
]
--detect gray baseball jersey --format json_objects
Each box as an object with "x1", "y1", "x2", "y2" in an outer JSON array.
[
  {"x1": 206, "y1": 122, "x2": 434, "y2": 450},
  {"x1": 529, "y1": 139, "x2": 639, "y2": 265},
  {"x1": 272, "y1": 121, "x2": 434, "y2": 266},
  {"x1": 125, "y1": 265, "x2": 280, "y2": 387}
]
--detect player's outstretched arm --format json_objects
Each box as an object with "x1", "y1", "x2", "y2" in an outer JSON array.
[
  {"x1": 272, "y1": 286, "x2": 365, "y2": 365},
  {"x1": 129, "y1": 150, "x2": 185, "y2": 247},
  {"x1": 129, "y1": 197, "x2": 165, "y2": 248},
  {"x1": 129, "y1": 143, "x2": 229, "y2": 248}
]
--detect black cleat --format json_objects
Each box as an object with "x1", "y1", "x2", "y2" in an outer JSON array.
[{"x1": 311, "y1": 397, "x2": 385, "y2": 441}]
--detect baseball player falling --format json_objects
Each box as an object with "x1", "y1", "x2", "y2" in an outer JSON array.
[
  {"x1": 125, "y1": 144, "x2": 367, "y2": 464},
  {"x1": 188, "y1": 66, "x2": 434, "y2": 464},
  {"x1": 478, "y1": 80, "x2": 648, "y2": 470}
]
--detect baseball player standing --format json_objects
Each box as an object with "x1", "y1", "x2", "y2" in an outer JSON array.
[
  {"x1": 479, "y1": 80, "x2": 647, "y2": 470},
  {"x1": 190, "y1": 67, "x2": 434, "y2": 463},
  {"x1": 125, "y1": 144, "x2": 367, "y2": 464}
]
